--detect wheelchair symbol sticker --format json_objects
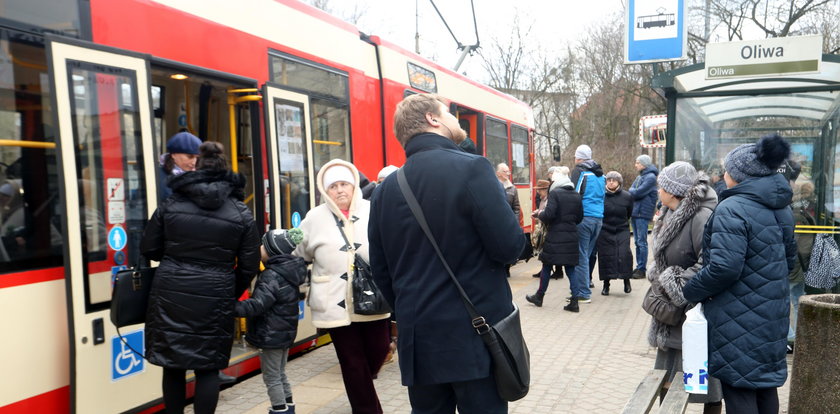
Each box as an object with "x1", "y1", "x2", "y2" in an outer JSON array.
[{"x1": 112, "y1": 329, "x2": 145, "y2": 380}]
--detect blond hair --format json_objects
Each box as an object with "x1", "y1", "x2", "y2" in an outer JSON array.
[{"x1": 393, "y1": 93, "x2": 447, "y2": 147}]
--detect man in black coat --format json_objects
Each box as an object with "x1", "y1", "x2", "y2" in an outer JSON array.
[{"x1": 369, "y1": 93, "x2": 524, "y2": 413}]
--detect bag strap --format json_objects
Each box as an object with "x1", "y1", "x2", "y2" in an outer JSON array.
[
  {"x1": 396, "y1": 168, "x2": 490, "y2": 334},
  {"x1": 116, "y1": 326, "x2": 147, "y2": 360}
]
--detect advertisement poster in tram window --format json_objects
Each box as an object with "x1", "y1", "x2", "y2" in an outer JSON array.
[{"x1": 276, "y1": 104, "x2": 305, "y2": 173}]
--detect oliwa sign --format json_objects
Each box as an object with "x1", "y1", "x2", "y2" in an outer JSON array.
[{"x1": 705, "y1": 35, "x2": 822, "y2": 80}]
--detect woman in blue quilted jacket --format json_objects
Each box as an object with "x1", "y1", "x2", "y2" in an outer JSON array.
[{"x1": 683, "y1": 134, "x2": 797, "y2": 414}]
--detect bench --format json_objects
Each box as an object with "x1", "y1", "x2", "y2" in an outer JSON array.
[{"x1": 621, "y1": 369, "x2": 690, "y2": 414}]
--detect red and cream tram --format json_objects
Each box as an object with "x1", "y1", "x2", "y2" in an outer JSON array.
[{"x1": 0, "y1": 1, "x2": 535, "y2": 412}]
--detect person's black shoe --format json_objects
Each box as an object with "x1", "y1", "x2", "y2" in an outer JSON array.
[
  {"x1": 532, "y1": 272, "x2": 541, "y2": 278},
  {"x1": 787, "y1": 343, "x2": 794, "y2": 354},
  {"x1": 526, "y1": 292, "x2": 545, "y2": 307},
  {"x1": 218, "y1": 372, "x2": 236, "y2": 385},
  {"x1": 563, "y1": 297, "x2": 579, "y2": 312},
  {"x1": 624, "y1": 279, "x2": 632, "y2": 293},
  {"x1": 632, "y1": 269, "x2": 646, "y2": 279},
  {"x1": 589, "y1": 281, "x2": 595, "y2": 288},
  {"x1": 601, "y1": 284, "x2": 609, "y2": 296}
]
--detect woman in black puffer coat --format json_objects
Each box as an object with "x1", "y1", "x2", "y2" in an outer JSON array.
[
  {"x1": 596, "y1": 171, "x2": 634, "y2": 295},
  {"x1": 526, "y1": 173, "x2": 582, "y2": 307},
  {"x1": 141, "y1": 141, "x2": 260, "y2": 414}
]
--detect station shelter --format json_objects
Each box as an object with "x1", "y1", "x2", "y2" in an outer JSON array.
[{"x1": 651, "y1": 51, "x2": 840, "y2": 295}]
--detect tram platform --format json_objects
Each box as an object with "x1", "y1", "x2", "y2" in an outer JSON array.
[{"x1": 197, "y1": 259, "x2": 793, "y2": 414}]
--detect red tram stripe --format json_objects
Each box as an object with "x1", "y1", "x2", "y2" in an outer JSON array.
[
  {"x1": 0, "y1": 267, "x2": 64, "y2": 289},
  {"x1": 0, "y1": 386, "x2": 69, "y2": 413}
]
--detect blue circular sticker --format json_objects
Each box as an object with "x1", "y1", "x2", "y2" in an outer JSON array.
[
  {"x1": 291, "y1": 212, "x2": 302, "y2": 228},
  {"x1": 108, "y1": 226, "x2": 127, "y2": 251}
]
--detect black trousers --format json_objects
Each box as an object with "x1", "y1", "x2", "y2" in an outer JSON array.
[
  {"x1": 407, "y1": 375, "x2": 506, "y2": 414},
  {"x1": 721, "y1": 382, "x2": 779, "y2": 414},
  {"x1": 162, "y1": 367, "x2": 219, "y2": 414},
  {"x1": 328, "y1": 319, "x2": 391, "y2": 414}
]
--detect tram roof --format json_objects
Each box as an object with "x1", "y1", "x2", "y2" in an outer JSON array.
[{"x1": 652, "y1": 54, "x2": 840, "y2": 124}]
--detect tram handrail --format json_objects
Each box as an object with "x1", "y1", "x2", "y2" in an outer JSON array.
[
  {"x1": 0, "y1": 139, "x2": 56, "y2": 149},
  {"x1": 795, "y1": 224, "x2": 840, "y2": 234}
]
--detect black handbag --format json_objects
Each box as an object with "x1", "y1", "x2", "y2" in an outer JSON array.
[
  {"x1": 110, "y1": 262, "x2": 155, "y2": 328},
  {"x1": 334, "y1": 215, "x2": 391, "y2": 315},
  {"x1": 397, "y1": 168, "x2": 530, "y2": 401}
]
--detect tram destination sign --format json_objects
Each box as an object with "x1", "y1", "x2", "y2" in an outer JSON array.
[{"x1": 705, "y1": 35, "x2": 822, "y2": 80}]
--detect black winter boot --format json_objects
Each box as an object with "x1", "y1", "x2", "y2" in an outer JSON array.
[
  {"x1": 624, "y1": 278, "x2": 632, "y2": 293},
  {"x1": 563, "y1": 296, "x2": 579, "y2": 312},
  {"x1": 601, "y1": 281, "x2": 610, "y2": 296},
  {"x1": 526, "y1": 292, "x2": 545, "y2": 307}
]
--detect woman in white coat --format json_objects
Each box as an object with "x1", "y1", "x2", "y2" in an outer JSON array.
[{"x1": 294, "y1": 159, "x2": 391, "y2": 414}]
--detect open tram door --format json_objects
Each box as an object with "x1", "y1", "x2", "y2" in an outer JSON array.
[
  {"x1": 46, "y1": 36, "x2": 161, "y2": 413},
  {"x1": 262, "y1": 83, "x2": 319, "y2": 346}
]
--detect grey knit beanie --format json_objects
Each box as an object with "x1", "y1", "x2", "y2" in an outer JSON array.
[
  {"x1": 724, "y1": 134, "x2": 791, "y2": 183},
  {"x1": 658, "y1": 161, "x2": 697, "y2": 198},
  {"x1": 636, "y1": 154, "x2": 652, "y2": 167},
  {"x1": 575, "y1": 145, "x2": 592, "y2": 161}
]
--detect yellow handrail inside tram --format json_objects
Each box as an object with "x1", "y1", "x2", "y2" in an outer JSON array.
[
  {"x1": 794, "y1": 224, "x2": 840, "y2": 234},
  {"x1": 226, "y1": 89, "x2": 262, "y2": 173},
  {"x1": 313, "y1": 140, "x2": 344, "y2": 146},
  {"x1": 0, "y1": 139, "x2": 56, "y2": 149}
]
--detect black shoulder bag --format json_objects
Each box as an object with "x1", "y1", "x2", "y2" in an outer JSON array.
[
  {"x1": 110, "y1": 256, "x2": 156, "y2": 358},
  {"x1": 396, "y1": 168, "x2": 530, "y2": 401},
  {"x1": 334, "y1": 215, "x2": 392, "y2": 315}
]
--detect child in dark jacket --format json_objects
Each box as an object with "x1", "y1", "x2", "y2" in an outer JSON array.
[{"x1": 236, "y1": 228, "x2": 306, "y2": 414}]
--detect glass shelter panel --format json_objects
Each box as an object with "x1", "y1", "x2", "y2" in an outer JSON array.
[{"x1": 672, "y1": 91, "x2": 839, "y2": 224}]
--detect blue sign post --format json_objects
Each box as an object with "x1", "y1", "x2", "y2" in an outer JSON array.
[{"x1": 625, "y1": 0, "x2": 687, "y2": 63}]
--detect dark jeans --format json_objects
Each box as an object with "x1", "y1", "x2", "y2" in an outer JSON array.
[
  {"x1": 632, "y1": 218, "x2": 649, "y2": 271},
  {"x1": 537, "y1": 263, "x2": 575, "y2": 294},
  {"x1": 162, "y1": 367, "x2": 219, "y2": 414},
  {"x1": 721, "y1": 382, "x2": 779, "y2": 414},
  {"x1": 328, "y1": 319, "x2": 391, "y2": 414},
  {"x1": 407, "y1": 375, "x2": 507, "y2": 414}
]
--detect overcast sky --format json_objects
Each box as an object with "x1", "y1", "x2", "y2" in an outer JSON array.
[{"x1": 320, "y1": 0, "x2": 623, "y2": 79}]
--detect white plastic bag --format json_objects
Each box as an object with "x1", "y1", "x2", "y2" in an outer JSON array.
[{"x1": 681, "y1": 303, "x2": 709, "y2": 394}]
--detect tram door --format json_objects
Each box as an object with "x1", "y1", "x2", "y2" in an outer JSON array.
[
  {"x1": 47, "y1": 38, "x2": 160, "y2": 413},
  {"x1": 262, "y1": 84, "x2": 318, "y2": 343}
]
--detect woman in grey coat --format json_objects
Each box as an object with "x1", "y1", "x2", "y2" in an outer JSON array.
[{"x1": 647, "y1": 162, "x2": 722, "y2": 413}]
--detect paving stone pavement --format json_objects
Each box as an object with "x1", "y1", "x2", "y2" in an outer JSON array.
[{"x1": 197, "y1": 259, "x2": 792, "y2": 414}]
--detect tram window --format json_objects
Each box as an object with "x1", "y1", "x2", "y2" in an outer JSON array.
[
  {"x1": 0, "y1": 30, "x2": 62, "y2": 273},
  {"x1": 0, "y1": 0, "x2": 83, "y2": 37},
  {"x1": 67, "y1": 61, "x2": 148, "y2": 308},
  {"x1": 270, "y1": 54, "x2": 348, "y2": 101},
  {"x1": 485, "y1": 118, "x2": 509, "y2": 169},
  {"x1": 311, "y1": 98, "x2": 350, "y2": 173},
  {"x1": 272, "y1": 99, "x2": 311, "y2": 219},
  {"x1": 151, "y1": 85, "x2": 165, "y2": 148},
  {"x1": 511, "y1": 125, "x2": 530, "y2": 185}
]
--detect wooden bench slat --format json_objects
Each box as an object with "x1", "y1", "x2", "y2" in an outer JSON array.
[
  {"x1": 620, "y1": 369, "x2": 668, "y2": 414},
  {"x1": 656, "y1": 371, "x2": 690, "y2": 414}
]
